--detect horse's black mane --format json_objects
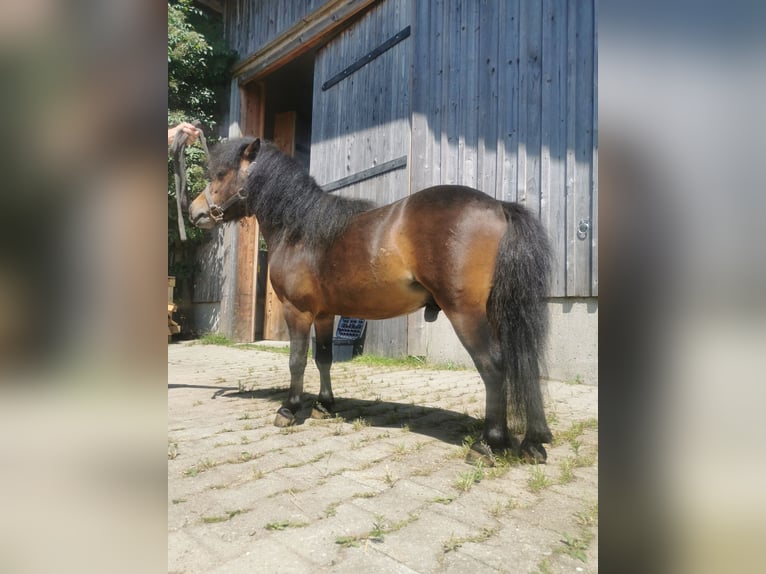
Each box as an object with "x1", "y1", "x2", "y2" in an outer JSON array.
[{"x1": 210, "y1": 137, "x2": 376, "y2": 248}]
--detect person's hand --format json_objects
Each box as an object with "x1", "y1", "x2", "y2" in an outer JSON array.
[{"x1": 168, "y1": 122, "x2": 201, "y2": 146}]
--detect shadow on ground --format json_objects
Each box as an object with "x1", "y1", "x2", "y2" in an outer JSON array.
[{"x1": 168, "y1": 383, "x2": 483, "y2": 448}]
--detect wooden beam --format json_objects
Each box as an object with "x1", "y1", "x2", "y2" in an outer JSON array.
[
  {"x1": 272, "y1": 111, "x2": 297, "y2": 157},
  {"x1": 233, "y1": 0, "x2": 381, "y2": 85},
  {"x1": 232, "y1": 82, "x2": 265, "y2": 342},
  {"x1": 321, "y1": 155, "x2": 408, "y2": 193},
  {"x1": 233, "y1": 217, "x2": 259, "y2": 342},
  {"x1": 263, "y1": 112, "x2": 296, "y2": 341},
  {"x1": 240, "y1": 82, "x2": 265, "y2": 137},
  {"x1": 321, "y1": 26, "x2": 410, "y2": 91}
]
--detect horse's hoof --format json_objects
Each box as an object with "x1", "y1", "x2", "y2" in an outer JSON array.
[
  {"x1": 520, "y1": 439, "x2": 547, "y2": 464},
  {"x1": 465, "y1": 442, "x2": 496, "y2": 467},
  {"x1": 274, "y1": 407, "x2": 296, "y2": 428},
  {"x1": 311, "y1": 402, "x2": 332, "y2": 419}
]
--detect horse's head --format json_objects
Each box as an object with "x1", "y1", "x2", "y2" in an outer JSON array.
[{"x1": 189, "y1": 138, "x2": 261, "y2": 229}]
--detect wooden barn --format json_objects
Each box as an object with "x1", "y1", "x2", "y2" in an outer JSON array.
[{"x1": 191, "y1": 0, "x2": 598, "y2": 383}]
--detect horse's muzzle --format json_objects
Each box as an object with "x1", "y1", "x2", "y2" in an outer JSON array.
[
  {"x1": 192, "y1": 215, "x2": 215, "y2": 229},
  {"x1": 189, "y1": 203, "x2": 215, "y2": 229},
  {"x1": 188, "y1": 185, "x2": 216, "y2": 229}
]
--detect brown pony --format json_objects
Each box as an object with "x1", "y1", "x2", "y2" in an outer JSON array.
[{"x1": 189, "y1": 138, "x2": 553, "y2": 463}]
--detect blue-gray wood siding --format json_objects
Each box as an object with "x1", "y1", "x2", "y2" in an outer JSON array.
[
  {"x1": 216, "y1": 0, "x2": 597, "y2": 350},
  {"x1": 409, "y1": 0, "x2": 596, "y2": 297},
  {"x1": 306, "y1": 0, "x2": 596, "y2": 299},
  {"x1": 224, "y1": 0, "x2": 329, "y2": 56},
  {"x1": 310, "y1": 0, "x2": 413, "y2": 357}
]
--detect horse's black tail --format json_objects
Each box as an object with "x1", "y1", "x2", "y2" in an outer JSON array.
[{"x1": 486, "y1": 203, "x2": 553, "y2": 444}]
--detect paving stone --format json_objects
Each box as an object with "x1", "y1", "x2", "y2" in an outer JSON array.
[
  {"x1": 326, "y1": 547, "x2": 421, "y2": 573},
  {"x1": 168, "y1": 342, "x2": 598, "y2": 573},
  {"x1": 371, "y1": 507, "x2": 478, "y2": 572},
  {"x1": 207, "y1": 537, "x2": 320, "y2": 573}
]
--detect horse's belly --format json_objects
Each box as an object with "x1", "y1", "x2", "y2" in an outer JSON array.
[{"x1": 325, "y1": 280, "x2": 428, "y2": 320}]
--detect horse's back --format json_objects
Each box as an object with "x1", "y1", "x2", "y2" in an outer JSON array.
[
  {"x1": 406, "y1": 184, "x2": 501, "y2": 209},
  {"x1": 398, "y1": 185, "x2": 509, "y2": 312},
  {"x1": 401, "y1": 185, "x2": 508, "y2": 244},
  {"x1": 307, "y1": 185, "x2": 510, "y2": 318}
]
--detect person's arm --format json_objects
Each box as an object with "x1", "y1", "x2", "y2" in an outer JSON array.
[{"x1": 168, "y1": 122, "x2": 200, "y2": 146}]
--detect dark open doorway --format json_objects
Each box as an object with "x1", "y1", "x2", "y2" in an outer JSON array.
[
  {"x1": 251, "y1": 50, "x2": 316, "y2": 341},
  {"x1": 262, "y1": 50, "x2": 315, "y2": 167}
]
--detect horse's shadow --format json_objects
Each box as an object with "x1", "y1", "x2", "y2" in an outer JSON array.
[{"x1": 214, "y1": 386, "x2": 482, "y2": 448}]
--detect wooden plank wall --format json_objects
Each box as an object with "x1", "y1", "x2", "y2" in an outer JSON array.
[
  {"x1": 310, "y1": 0, "x2": 412, "y2": 357},
  {"x1": 410, "y1": 0, "x2": 596, "y2": 297},
  {"x1": 214, "y1": 0, "x2": 596, "y2": 352},
  {"x1": 191, "y1": 223, "x2": 236, "y2": 335},
  {"x1": 223, "y1": 0, "x2": 328, "y2": 57}
]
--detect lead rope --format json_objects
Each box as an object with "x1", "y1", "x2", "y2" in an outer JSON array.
[{"x1": 171, "y1": 120, "x2": 209, "y2": 241}]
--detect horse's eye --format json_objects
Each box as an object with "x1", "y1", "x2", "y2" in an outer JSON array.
[{"x1": 216, "y1": 171, "x2": 227, "y2": 180}]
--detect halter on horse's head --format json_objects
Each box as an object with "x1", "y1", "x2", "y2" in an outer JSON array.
[{"x1": 188, "y1": 138, "x2": 260, "y2": 229}]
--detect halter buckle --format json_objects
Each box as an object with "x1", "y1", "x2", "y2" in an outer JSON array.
[{"x1": 209, "y1": 204, "x2": 224, "y2": 222}]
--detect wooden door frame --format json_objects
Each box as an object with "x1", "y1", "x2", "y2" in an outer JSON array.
[
  {"x1": 262, "y1": 111, "x2": 297, "y2": 341},
  {"x1": 232, "y1": 81, "x2": 264, "y2": 342},
  {"x1": 232, "y1": 0, "x2": 380, "y2": 86},
  {"x1": 235, "y1": 82, "x2": 303, "y2": 342}
]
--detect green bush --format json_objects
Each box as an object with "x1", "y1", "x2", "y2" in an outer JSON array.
[{"x1": 167, "y1": 0, "x2": 236, "y2": 277}]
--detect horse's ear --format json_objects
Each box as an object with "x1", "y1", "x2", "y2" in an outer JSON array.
[{"x1": 243, "y1": 138, "x2": 261, "y2": 163}]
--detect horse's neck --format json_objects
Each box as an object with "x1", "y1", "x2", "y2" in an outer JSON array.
[
  {"x1": 250, "y1": 170, "x2": 315, "y2": 248},
  {"x1": 252, "y1": 159, "x2": 321, "y2": 224}
]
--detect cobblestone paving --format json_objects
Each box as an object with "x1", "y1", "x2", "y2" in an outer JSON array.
[{"x1": 168, "y1": 342, "x2": 598, "y2": 573}]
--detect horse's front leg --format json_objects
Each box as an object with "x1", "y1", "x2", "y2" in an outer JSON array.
[
  {"x1": 274, "y1": 305, "x2": 313, "y2": 427},
  {"x1": 311, "y1": 314, "x2": 335, "y2": 419}
]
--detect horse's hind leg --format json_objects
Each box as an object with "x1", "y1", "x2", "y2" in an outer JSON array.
[
  {"x1": 475, "y1": 346, "x2": 517, "y2": 461},
  {"x1": 274, "y1": 305, "x2": 313, "y2": 427},
  {"x1": 519, "y1": 374, "x2": 552, "y2": 464},
  {"x1": 311, "y1": 314, "x2": 335, "y2": 419},
  {"x1": 445, "y1": 310, "x2": 515, "y2": 458}
]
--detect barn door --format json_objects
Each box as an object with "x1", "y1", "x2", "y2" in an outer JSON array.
[{"x1": 310, "y1": 0, "x2": 413, "y2": 358}]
